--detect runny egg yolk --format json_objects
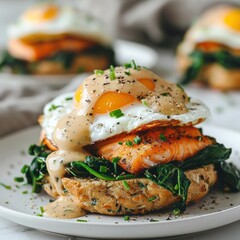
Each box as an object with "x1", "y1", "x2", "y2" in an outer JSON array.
[
  {"x1": 74, "y1": 85, "x2": 135, "y2": 114},
  {"x1": 138, "y1": 78, "x2": 155, "y2": 91},
  {"x1": 224, "y1": 9, "x2": 240, "y2": 31},
  {"x1": 23, "y1": 5, "x2": 59, "y2": 22},
  {"x1": 74, "y1": 77, "x2": 155, "y2": 115},
  {"x1": 94, "y1": 92, "x2": 135, "y2": 114}
]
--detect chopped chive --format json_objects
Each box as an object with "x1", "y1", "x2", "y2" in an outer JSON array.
[
  {"x1": 126, "y1": 140, "x2": 133, "y2": 147},
  {"x1": 112, "y1": 157, "x2": 121, "y2": 174},
  {"x1": 141, "y1": 99, "x2": 149, "y2": 107},
  {"x1": 160, "y1": 92, "x2": 170, "y2": 97},
  {"x1": 40, "y1": 206, "x2": 44, "y2": 214},
  {"x1": 188, "y1": 97, "x2": 191, "y2": 102},
  {"x1": 124, "y1": 215, "x2": 130, "y2": 221},
  {"x1": 94, "y1": 69, "x2": 104, "y2": 76},
  {"x1": 173, "y1": 208, "x2": 181, "y2": 216},
  {"x1": 124, "y1": 70, "x2": 130, "y2": 76},
  {"x1": 0, "y1": 183, "x2": 11, "y2": 190},
  {"x1": 124, "y1": 63, "x2": 132, "y2": 69},
  {"x1": 48, "y1": 104, "x2": 62, "y2": 112},
  {"x1": 148, "y1": 196, "x2": 157, "y2": 202},
  {"x1": 36, "y1": 213, "x2": 43, "y2": 217},
  {"x1": 22, "y1": 190, "x2": 28, "y2": 194},
  {"x1": 130, "y1": 60, "x2": 137, "y2": 69},
  {"x1": 159, "y1": 134, "x2": 167, "y2": 142},
  {"x1": 65, "y1": 97, "x2": 73, "y2": 101},
  {"x1": 99, "y1": 165, "x2": 107, "y2": 173},
  {"x1": 109, "y1": 109, "x2": 124, "y2": 118},
  {"x1": 133, "y1": 136, "x2": 142, "y2": 144},
  {"x1": 14, "y1": 177, "x2": 24, "y2": 183},
  {"x1": 77, "y1": 219, "x2": 88, "y2": 222},
  {"x1": 118, "y1": 142, "x2": 123, "y2": 145},
  {"x1": 109, "y1": 65, "x2": 116, "y2": 80},
  {"x1": 123, "y1": 180, "x2": 130, "y2": 190}
]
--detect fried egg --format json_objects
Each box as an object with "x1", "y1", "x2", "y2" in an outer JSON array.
[
  {"x1": 7, "y1": 3, "x2": 110, "y2": 44},
  {"x1": 180, "y1": 5, "x2": 240, "y2": 54},
  {"x1": 42, "y1": 92, "x2": 210, "y2": 144}
]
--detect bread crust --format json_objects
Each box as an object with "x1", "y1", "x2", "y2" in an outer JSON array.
[{"x1": 59, "y1": 164, "x2": 217, "y2": 215}]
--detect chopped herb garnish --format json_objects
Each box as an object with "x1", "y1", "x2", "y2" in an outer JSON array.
[
  {"x1": 124, "y1": 63, "x2": 132, "y2": 69},
  {"x1": 118, "y1": 142, "x2": 123, "y2": 145},
  {"x1": 36, "y1": 213, "x2": 43, "y2": 217},
  {"x1": 161, "y1": 92, "x2": 170, "y2": 97},
  {"x1": 124, "y1": 70, "x2": 130, "y2": 76},
  {"x1": 126, "y1": 140, "x2": 133, "y2": 147},
  {"x1": 133, "y1": 136, "x2": 142, "y2": 144},
  {"x1": 148, "y1": 196, "x2": 157, "y2": 202},
  {"x1": 22, "y1": 190, "x2": 28, "y2": 194},
  {"x1": 14, "y1": 177, "x2": 24, "y2": 183},
  {"x1": 141, "y1": 99, "x2": 149, "y2": 107},
  {"x1": 21, "y1": 165, "x2": 29, "y2": 174},
  {"x1": 77, "y1": 219, "x2": 88, "y2": 222},
  {"x1": 159, "y1": 134, "x2": 167, "y2": 141},
  {"x1": 173, "y1": 208, "x2": 181, "y2": 216},
  {"x1": 112, "y1": 157, "x2": 121, "y2": 174},
  {"x1": 99, "y1": 165, "x2": 107, "y2": 173},
  {"x1": 188, "y1": 97, "x2": 191, "y2": 102},
  {"x1": 65, "y1": 97, "x2": 73, "y2": 101},
  {"x1": 48, "y1": 104, "x2": 62, "y2": 112},
  {"x1": 109, "y1": 109, "x2": 124, "y2": 118},
  {"x1": 131, "y1": 60, "x2": 137, "y2": 69},
  {"x1": 124, "y1": 215, "x2": 130, "y2": 221},
  {"x1": 40, "y1": 206, "x2": 44, "y2": 214},
  {"x1": 123, "y1": 180, "x2": 130, "y2": 190},
  {"x1": 0, "y1": 183, "x2": 11, "y2": 190},
  {"x1": 94, "y1": 69, "x2": 104, "y2": 76},
  {"x1": 109, "y1": 65, "x2": 116, "y2": 80}
]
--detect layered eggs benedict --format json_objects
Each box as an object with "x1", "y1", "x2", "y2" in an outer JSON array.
[
  {"x1": 0, "y1": 3, "x2": 114, "y2": 74},
  {"x1": 177, "y1": 5, "x2": 240, "y2": 90},
  {"x1": 23, "y1": 62, "x2": 235, "y2": 219}
]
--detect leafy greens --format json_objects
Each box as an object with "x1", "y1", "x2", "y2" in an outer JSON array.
[{"x1": 180, "y1": 50, "x2": 240, "y2": 85}]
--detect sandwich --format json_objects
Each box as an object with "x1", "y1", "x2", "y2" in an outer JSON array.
[
  {"x1": 0, "y1": 3, "x2": 114, "y2": 75},
  {"x1": 177, "y1": 5, "x2": 240, "y2": 90},
  {"x1": 22, "y1": 62, "x2": 239, "y2": 219}
]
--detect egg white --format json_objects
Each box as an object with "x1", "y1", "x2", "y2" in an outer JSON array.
[
  {"x1": 189, "y1": 25, "x2": 240, "y2": 50},
  {"x1": 7, "y1": 5, "x2": 111, "y2": 45},
  {"x1": 42, "y1": 93, "x2": 210, "y2": 144}
]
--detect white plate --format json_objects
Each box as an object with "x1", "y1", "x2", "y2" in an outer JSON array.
[
  {"x1": 0, "y1": 40, "x2": 158, "y2": 88},
  {"x1": 0, "y1": 125, "x2": 240, "y2": 239}
]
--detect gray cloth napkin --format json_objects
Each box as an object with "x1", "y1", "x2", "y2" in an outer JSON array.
[
  {"x1": 0, "y1": 74, "x2": 88, "y2": 137},
  {"x1": 0, "y1": 0, "x2": 239, "y2": 137}
]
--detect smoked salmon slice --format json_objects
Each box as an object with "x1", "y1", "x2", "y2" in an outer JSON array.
[
  {"x1": 8, "y1": 38, "x2": 95, "y2": 61},
  {"x1": 93, "y1": 126, "x2": 214, "y2": 174}
]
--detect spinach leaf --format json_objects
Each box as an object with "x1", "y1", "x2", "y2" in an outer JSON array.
[
  {"x1": 144, "y1": 164, "x2": 190, "y2": 211},
  {"x1": 181, "y1": 50, "x2": 240, "y2": 84},
  {"x1": 218, "y1": 162, "x2": 240, "y2": 192},
  {"x1": 174, "y1": 143, "x2": 231, "y2": 170},
  {"x1": 23, "y1": 144, "x2": 51, "y2": 193}
]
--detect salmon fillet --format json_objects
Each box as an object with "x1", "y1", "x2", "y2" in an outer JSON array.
[
  {"x1": 93, "y1": 126, "x2": 214, "y2": 174},
  {"x1": 8, "y1": 38, "x2": 95, "y2": 61}
]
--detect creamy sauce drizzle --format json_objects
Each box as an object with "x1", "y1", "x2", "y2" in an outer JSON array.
[
  {"x1": 45, "y1": 66, "x2": 189, "y2": 218},
  {"x1": 44, "y1": 196, "x2": 86, "y2": 219}
]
